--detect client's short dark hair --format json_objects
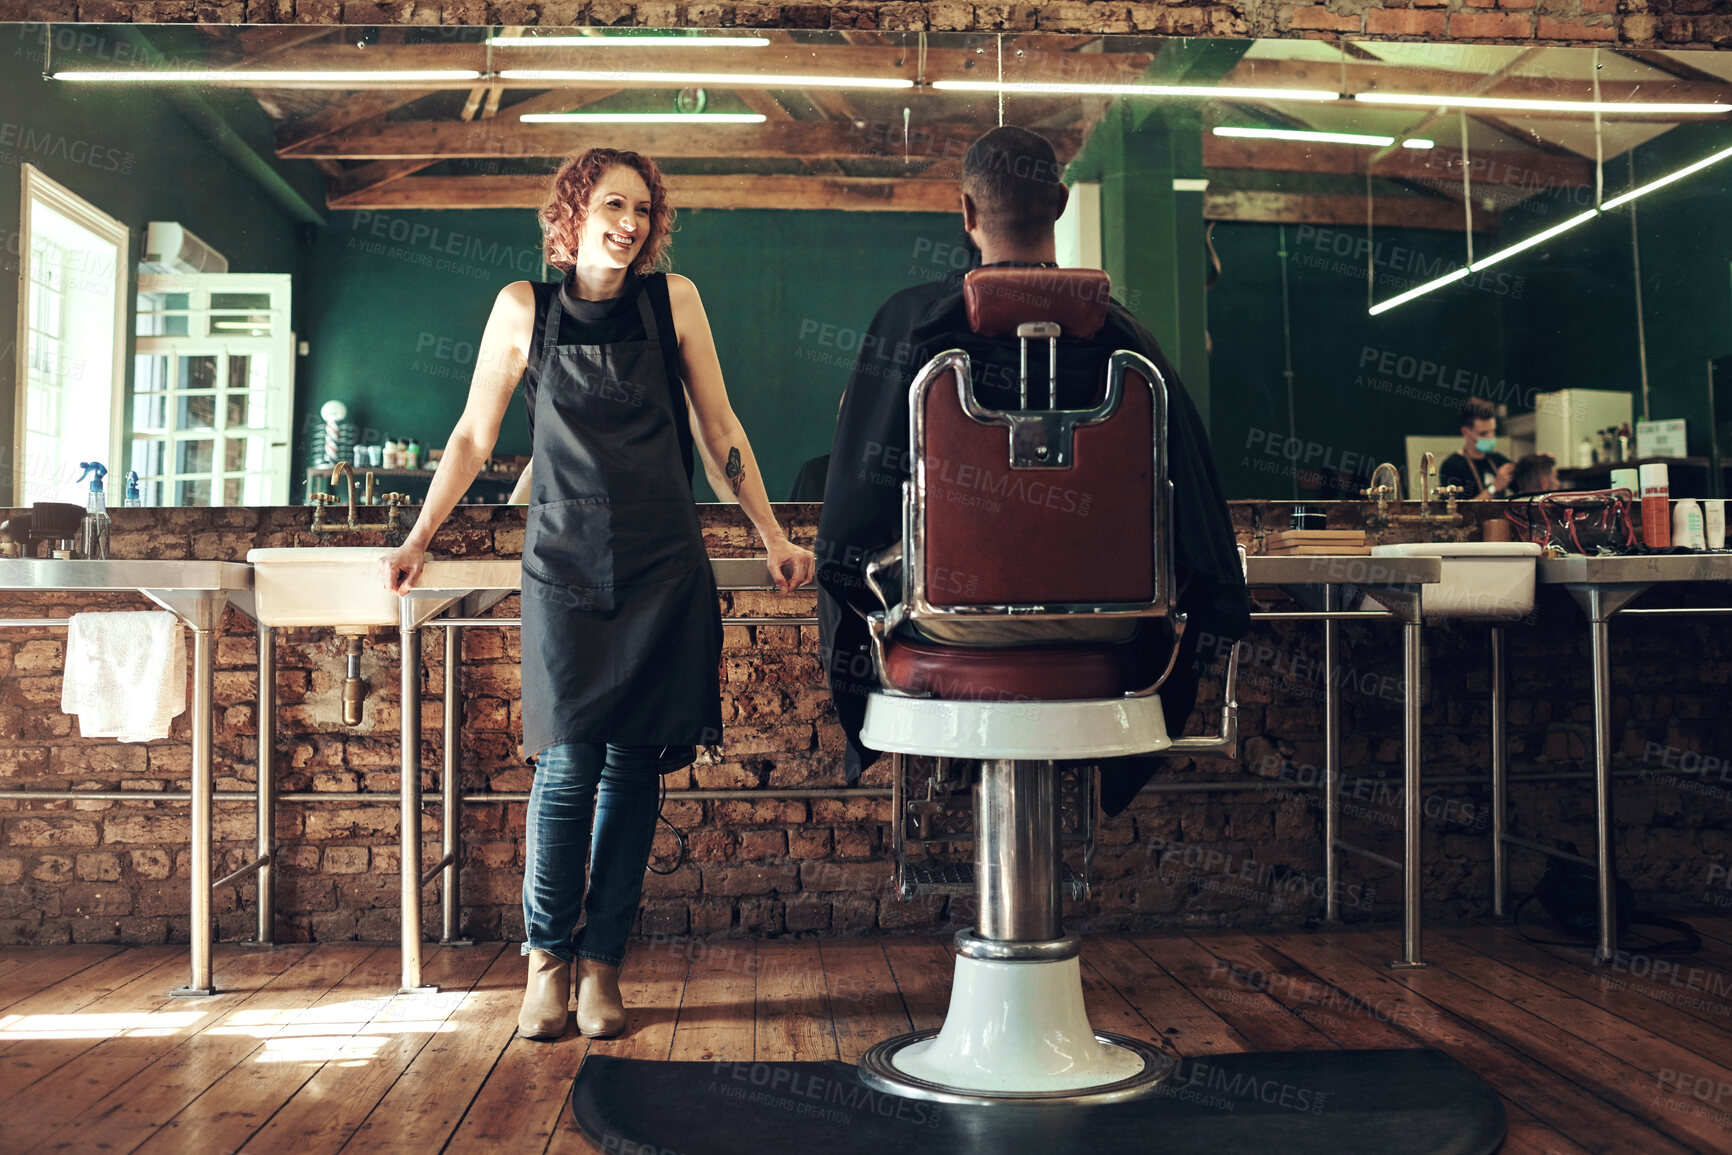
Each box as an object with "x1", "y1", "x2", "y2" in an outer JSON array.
[
  {"x1": 962, "y1": 126, "x2": 1068, "y2": 246},
  {"x1": 1512, "y1": 453, "x2": 1556, "y2": 495},
  {"x1": 1458, "y1": 397, "x2": 1496, "y2": 429}
]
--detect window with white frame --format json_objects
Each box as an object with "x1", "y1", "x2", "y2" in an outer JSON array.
[
  {"x1": 14, "y1": 165, "x2": 127, "y2": 507},
  {"x1": 132, "y1": 274, "x2": 294, "y2": 506}
]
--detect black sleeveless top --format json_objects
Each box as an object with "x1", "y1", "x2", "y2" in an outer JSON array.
[{"x1": 526, "y1": 272, "x2": 694, "y2": 486}]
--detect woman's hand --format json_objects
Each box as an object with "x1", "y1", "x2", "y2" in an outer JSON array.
[
  {"x1": 765, "y1": 537, "x2": 816, "y2": 593},
  {"x1": 380, "y1": 541, "x2": 426, "y2": 595}
]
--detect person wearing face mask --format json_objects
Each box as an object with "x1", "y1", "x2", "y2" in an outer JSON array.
[
  {"x1": 378, "y1": 147, "x2": 814, "y2": 1045},
  {"x1": 1438, "y1": 398, "x2": 1515, "y2": 498}
]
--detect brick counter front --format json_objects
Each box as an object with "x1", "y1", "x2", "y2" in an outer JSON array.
[{"x1": 0, "y1": 501, "x2": 1727, "y2": 947}]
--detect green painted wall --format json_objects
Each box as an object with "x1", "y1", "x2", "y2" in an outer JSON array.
[
  {"x1": 298, "y1": 206, "x2": 961, "y2": 502},
  {"x1": 1622, "y1": 122, "x2": 1732, "y2": 452},
  {"x1": 1205, "y1": 220, "x2": 1514, "y2": 498},
  {"x1": 0, "y1": 23, "x2": 316, "y2": 505}
]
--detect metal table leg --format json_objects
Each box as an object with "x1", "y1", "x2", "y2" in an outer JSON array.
[
  {"x1": 400, "y1": 611, "x2": 435, "y2": 993},
  {"x1": 1323, "y1": 585, "x2": 1341, "y2": 922},
  {"x1": 163, "y1": 589, "x2": 228, "y2": 997},
  {"x1": 1392, "y1": 617, "x2": 1427, "y2": 970},
  {"x1": 1589, "y1": 593, "x2": 1618, "y2": 963},
  {"x1": 441, "y1": 624, "x2": 468, "y2": 945},
  {"x1": 255, "y1": 623, "x2": 276, "y2": 944},
  {"x1": 1490, "y1": 626, "x2": 1508, "y2": 919}
]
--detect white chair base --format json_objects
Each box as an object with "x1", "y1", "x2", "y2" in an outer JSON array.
[
  {"x1": 859, "y1": 948, "x2": 1174, "y2": 1104},
  {"x1": 857, "y1": 692, "x2": 1176, "y2": 1104},
  {"x1": 860, "y1": 694, "x2": 1171, "y2": 760}
]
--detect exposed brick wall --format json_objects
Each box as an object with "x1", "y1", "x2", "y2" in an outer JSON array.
[
  {"x1": 1, "y1": 501, "x2": 1728, "y2": 947},
  {"x1": 0, "y1": 0, "x2": 1727, "y2": 49}
]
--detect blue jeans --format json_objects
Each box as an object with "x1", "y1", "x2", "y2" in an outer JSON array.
[{"x1": 521, "y1": 743, "x2": 674, "y2": 967}]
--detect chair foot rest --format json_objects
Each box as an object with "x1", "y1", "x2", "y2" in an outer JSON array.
[{"x1": 902, "y1": 862, "x2": 1088, "y2": 901}]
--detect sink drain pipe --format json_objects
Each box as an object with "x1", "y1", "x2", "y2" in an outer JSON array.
[{"x1": 341, "y1": 634, "x2": 367, "y2": 725}]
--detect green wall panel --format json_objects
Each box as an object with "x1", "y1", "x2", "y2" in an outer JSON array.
[{"x1": 297, "y1": 205, "x2": 961, "y2": 503}]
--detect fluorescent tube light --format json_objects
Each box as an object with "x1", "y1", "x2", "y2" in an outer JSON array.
[
  {"x1": 54, "y1": 69, "x2": 482, "y2": 84},
  {"x1": 1602, "y1": 143, "x2": 1732, "y2": 210},
  {"x1": 1355, "y1": 93, "x2": 1731, "y2": 115},
  {"x1": 1469, "y1": 209, "x2": 1600, "y2": 271},
  {"x1": 1371, "y1": 142, "x2": 1732, "y2": 313},
  {"x1": 934, "y1": 80, "x2": 1340, "y2": 102},
  {"x1": 520, "y1": 112, "x2": 768, "y2": 124},
  {"x1": 1368, "y1": 268, "x2": 1470, "y2": 316},
  {"x1": 1213, "y1": 127, "x2": 1394, "y2": 146},
  {"x1": 487, "y1": 35, "x2": 771, "y2": 47},
  {"x1": 1401, "y1": 139, "x2": 1435, "y2": 149},
  {"x1": 500, "y1": 69, "x2": 912, "y2": 89}
]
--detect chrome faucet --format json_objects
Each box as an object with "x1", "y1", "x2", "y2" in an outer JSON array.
[
  {"x1": 332, "y1": 463, "x2": 357, "y2": 526},
  {"x1": 1364, "y1": 459, "x2": 1464, "y2": 527},
  {"x1": 1365, "y1": 461, "x2": 1402, "y2": 524}
]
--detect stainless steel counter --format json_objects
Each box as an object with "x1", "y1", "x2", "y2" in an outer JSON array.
[
  {"x1": 1515, "y1": 550, "x2": 1732, "y2": 963},
  {"x1": 1246, "y1": 554, "x2": 1441, "y2": 591},
  {"x1": 0, "y1": 559, "x2": 253, "y2": 591},
  {"x1": 1538, "y1": 553, "x2": 1732, "y2": 586},
  {"x1": 0, "y1": 558, "x2": 252, "y2": 997}
]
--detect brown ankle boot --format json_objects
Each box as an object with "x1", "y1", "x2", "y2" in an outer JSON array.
[
  {"x1": 575, "y1": 958, "x2": 627, "y2": 1038},
  {"x1": 517, "y1": 949, "x2": 572, "y2": 1040}
]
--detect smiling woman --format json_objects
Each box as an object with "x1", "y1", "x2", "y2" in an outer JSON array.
[{"x1": 374, "y1": 138, "x2": 814, "y2": 1045}]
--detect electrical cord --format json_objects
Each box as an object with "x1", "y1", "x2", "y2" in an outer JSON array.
[{"x1": 645, "y1": 758, "x2": 688, "y2": 876}]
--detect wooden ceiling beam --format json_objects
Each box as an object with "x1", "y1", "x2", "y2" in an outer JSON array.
[
  {"x1": 283, "y1": 119, "x2": 1083, "y2": 162},
  {"x1": 276, "y1": 89, "x2": 440, "y2": 153},
  {"x1": 218, "y1": 42, "x2": 1153, "y2": 89},
  {"x1": 1203, "y1": 189, "x2": 1496, "y2": 233},
  {"x1": 329, "y1": 173, "x2": 963, "y2": 212},
  {"x1": 1203, "y1": 136, "x2": 1593, "y2": 188},
  {"x1": 1228, "y1": 57, "x2": 1732, "y2": 115}
]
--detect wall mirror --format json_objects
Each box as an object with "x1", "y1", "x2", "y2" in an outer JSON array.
[{"x1": 3, "y1": 23, "x2": 1729, "y2": 506}]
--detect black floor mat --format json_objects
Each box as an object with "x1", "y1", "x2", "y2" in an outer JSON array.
[{"x1": 569, "y1": 1048, "x2": 1506, "y2": 1155}]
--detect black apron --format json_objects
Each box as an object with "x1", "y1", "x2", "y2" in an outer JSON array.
[{"x1": 519, "y1": 274, "x2": 723, "y2": 759}]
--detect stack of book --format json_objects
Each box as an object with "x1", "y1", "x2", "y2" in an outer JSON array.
[{"x1": 1261, "y1": 530, "x2": 1371, "y2": 556}]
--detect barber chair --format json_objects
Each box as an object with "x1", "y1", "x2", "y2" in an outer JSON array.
[{"x1": 854, "y1": 267, "x2": 1241, "y2": 1104}]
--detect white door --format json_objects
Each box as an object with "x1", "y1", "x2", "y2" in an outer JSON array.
[{"x1": 133, "y1": 273, "x2": 294, "y2": 505}]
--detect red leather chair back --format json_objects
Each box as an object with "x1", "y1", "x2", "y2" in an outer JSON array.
[
  {"x1": 920, "y1": 366, "x2": 1155, "y2": 606},
  {"x1": 908, "y1": 267, "x2": 1170, "y2": 617}
]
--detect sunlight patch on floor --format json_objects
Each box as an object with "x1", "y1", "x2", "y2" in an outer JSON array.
[{"x1": 0, "y1": 1010, "x2": 207, "y2": 1040}]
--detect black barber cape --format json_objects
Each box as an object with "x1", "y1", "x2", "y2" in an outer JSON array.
[{"x1": 816, "y1": 265, "x2": 1251, "y2": 816}]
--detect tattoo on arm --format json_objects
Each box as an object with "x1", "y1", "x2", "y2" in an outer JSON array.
[{"x1": 724, "y1": 447, "x2": 745, "y2": 497}]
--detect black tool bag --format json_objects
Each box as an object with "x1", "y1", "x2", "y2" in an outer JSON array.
[
  {"x1": 1505, "y1": 489, "x2": 1640, "y2": 555},
  {"x1": 1518, "y1": 842, "x2": 1700, "y2": 954}
]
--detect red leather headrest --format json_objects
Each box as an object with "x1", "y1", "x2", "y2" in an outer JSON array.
[{"x1": 963, "y1": 267, "x2": 1112, "y2": 339}]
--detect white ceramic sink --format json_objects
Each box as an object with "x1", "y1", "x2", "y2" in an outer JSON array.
[
  {"x1": 247, "y1": 547, "x2": 401, "y2": 627},
  {"x1": 1370, "y1": 541, "x2": 1543, "y2": 622},
  {"x1": 246, "y1": 548, "x2": 526, "y2": 628}
]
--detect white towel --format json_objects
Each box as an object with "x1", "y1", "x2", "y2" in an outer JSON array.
[{"x1": 60, "y1": 612, "x2": 188, "y2": 742}]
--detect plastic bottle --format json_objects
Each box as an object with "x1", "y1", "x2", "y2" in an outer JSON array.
[
  {"x1": 76, "y1": 461, "x2": 111, "y2": 560},
  {"x1": 123, "y1": 471, "x2": 142, "y2": 508},
  {"x1": 1706, "y1": 500, "x2": 1726, "y2": 550},
  {"x1": 405, "y1": 438, "x2": 421, "y2": 471},
  {"x1": 1640, "y1": 463, "x2": 1671, "y2": 549},
  {"x1": 1673, "y1": 499, "x2": 1704, "y2": 551}
]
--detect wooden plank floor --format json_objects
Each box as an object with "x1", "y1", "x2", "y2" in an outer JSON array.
[{"x1": 2, "y1": 920, "x2": 1730, "y2": 1153}]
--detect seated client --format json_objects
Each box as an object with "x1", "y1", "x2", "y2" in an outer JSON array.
[{"x1": 816, "y1": 126, "x2": 1249, "y2": 814}]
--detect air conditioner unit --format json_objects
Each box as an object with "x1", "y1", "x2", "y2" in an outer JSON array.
[{"x1": 141, "y1": 221, "x2": 229, "y2": 275}]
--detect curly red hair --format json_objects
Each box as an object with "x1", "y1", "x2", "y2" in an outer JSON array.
[{"x1": 540, "y1": 148, "x2": 675, "y2": 277}]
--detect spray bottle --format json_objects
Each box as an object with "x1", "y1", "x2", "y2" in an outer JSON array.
[
  {"x1": 76, "y1": 461, "x2": 110, "y2": 560},
  {"x1": 124, "y1": 471, "x2": 142, "y2": 508}
]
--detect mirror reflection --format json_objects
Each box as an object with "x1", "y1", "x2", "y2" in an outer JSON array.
[{"x1": 2, "y1": 24, "x2": 1729, "y2": 507}]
